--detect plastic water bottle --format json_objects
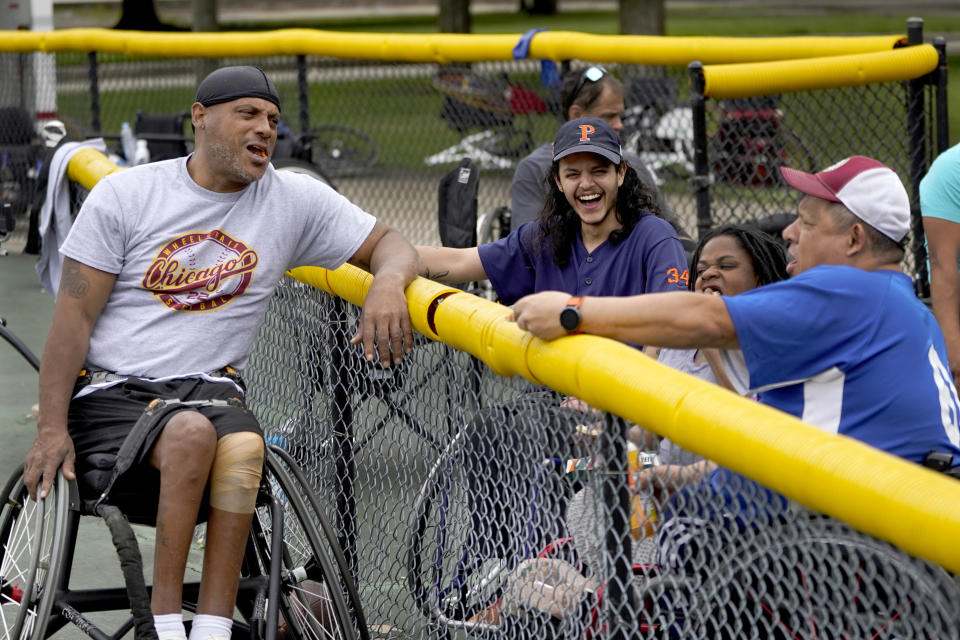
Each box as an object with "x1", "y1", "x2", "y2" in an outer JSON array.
[
  {"x1": 120, "y1": 122, "x2": 136, "y2": 165},
  {"x1": 133, "y1": 139, "x2": 151, "y2": 166}
]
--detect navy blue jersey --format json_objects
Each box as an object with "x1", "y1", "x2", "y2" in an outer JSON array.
[
  {"x1": 477, "y1": 215, "x2": 687, "y2": 306},
  {"x1": 722, "y1": 265, "x2": 960, "y2": 464}
]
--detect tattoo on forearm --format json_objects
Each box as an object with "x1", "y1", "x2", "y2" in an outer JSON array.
[
  {"x1": 60, "y1": 263, "x2": 90, "y2": 299},
  {"x1": 421, "y1": 267, "x2": 450, "y2": 282}
]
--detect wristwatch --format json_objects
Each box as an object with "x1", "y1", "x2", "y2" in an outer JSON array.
[{"x1": 560, "y1": 296, "x2": 584, "y2": 333}]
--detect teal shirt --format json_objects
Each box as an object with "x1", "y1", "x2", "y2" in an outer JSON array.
[{"x1": 920, "y1": 142, "x2": 960, "y2": 273}]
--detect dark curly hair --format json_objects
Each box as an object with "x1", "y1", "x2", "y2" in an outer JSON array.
[
  {"x1": 536, "y1": 161, "x2": 662, "y2": 268},
  {"x1": 688, "y1": 224, "x2": 788, "y2": 292}
]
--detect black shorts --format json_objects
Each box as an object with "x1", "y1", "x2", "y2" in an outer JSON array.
[{"x1": 68, "y1": 376, "x2": 262, "y2": 520}]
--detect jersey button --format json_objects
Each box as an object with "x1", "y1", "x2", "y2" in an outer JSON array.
[
  {"x1": 586, "y1": 256, "x2": 594, "y2": 263},
  {"x1": 585, "y1": 278, "x2": 592, "y2": 285}
]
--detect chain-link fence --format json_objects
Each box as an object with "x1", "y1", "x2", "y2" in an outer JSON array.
[
  {"x1": 9, "y1": 27, "x2": 960, "y2": 638},
  {"x1": 687, "y1": 31, "x2": 948, "y2": 297},
  {"x1": 49, "y1": 148, "x2": 960, "y2": 638},
  {"x1": 242, "y1": 274, "x2": 960, "y2": 639}
]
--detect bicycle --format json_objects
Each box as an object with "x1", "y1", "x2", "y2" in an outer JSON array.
[{"x1": 425, "y1": 68, "x2": 547, "y2": 171}]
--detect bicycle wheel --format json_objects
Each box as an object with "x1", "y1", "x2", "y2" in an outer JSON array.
[
  {"x1": 305, "y1": 125, "x2": 378, "y2": 178},
  {"x1": 0, "y1": 468, "x2": 70, "y2": 640},
  {"x1": 273, "y1": 158, "x2": 336, "y2": 191},
  {"x1": 250, "y1": 446, "x2": 368, "y2": 640}
]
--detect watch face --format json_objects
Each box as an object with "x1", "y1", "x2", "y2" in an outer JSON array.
[{"x1": 560, "y1": 306, "x2": 581, "y2": 331}]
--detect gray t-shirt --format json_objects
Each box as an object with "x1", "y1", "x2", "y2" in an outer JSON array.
[
  {"x1": 509, "y1": 142, "x2": 686, "y2": 238},
  {"x1": 61, "y1": 157, "x2": 375, "y2": 377}
]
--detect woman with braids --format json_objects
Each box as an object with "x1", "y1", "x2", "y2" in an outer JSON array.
[
  {"x1": 654, "y1": 223, "x2": 789, "y2": 468},
  {"x1": 415, "y1": 118, "x2": 689, "y2": 572}
]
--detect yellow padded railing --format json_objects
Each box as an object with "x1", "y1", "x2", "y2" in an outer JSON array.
[
  {"x1": 0, "y1": 28, "x2": 906, "y2": 65},
  {"x1": 701, "y1": 44, "x2": 939, "y2": 99},
  {"x1": 67, "y1": 148, "x2": 960, "y2": 574},
  {"x1": 291, "y1": 262, "x2": 960, "y2": 575}
]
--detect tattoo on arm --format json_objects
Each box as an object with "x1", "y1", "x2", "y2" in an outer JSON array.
[
  {"x1": 60, "y1": 263, "x2": 90, "y2": 299},
  {"x1": 420, "y1": 267, "x2": 450, "y2": 282}
]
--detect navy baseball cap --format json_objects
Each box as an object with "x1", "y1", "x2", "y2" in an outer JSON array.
[
  {"x1": 195, "y1": 66, "x2": 282, "y2": 111},
  {"x1": 552, "y1": 117, "x2": 621, "y2": 165}
]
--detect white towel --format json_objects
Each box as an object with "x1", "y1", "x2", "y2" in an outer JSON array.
[{"x1": 35, "y1": 138, "x2": 108, "y2": 297}]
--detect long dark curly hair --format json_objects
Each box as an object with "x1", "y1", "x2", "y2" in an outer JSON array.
[
  {"x1": 688, "y1": 224, "x2": 788, "y2": 291},
  {"x1": 536, "y1": 161, "x2": 662, "y2": 268}
]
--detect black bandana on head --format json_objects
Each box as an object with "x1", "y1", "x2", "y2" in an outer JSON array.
[{"x1": 195, "y1": 66, "x2": 281, "y2": 111}]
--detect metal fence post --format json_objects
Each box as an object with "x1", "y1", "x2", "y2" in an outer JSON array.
[
  {"x1": 330, "y1": 296, "x2": 359, "y2": 580},
  {"x1": 688, "y1": 61, "x2": 711, "y2": 240},
  {"x1": 934, "y1": 37, "x2": 950, "y2": 156},
  {"x1": 602, "y1": 413, "x2": 633, "y2": 640},
  {"x1": 87, "y1": 52, "x2": 101, "y2": 134},
  {"x1": 906, "y1": 18, "x2": 929, "y2": 298},
  {"x1": 296, "y1": 54, "x2": 310, "y2": 134}
]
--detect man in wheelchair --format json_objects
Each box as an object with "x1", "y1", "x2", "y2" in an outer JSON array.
[{"x1": 22, "y1": 65, "x2": 418, "y2": 640}]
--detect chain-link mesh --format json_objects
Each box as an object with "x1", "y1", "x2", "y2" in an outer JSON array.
[
  {"x1": 243, "y1": 277, "x2": 960, "y2": 639},
  {"x1": 695, "y1": 81, "x2": 940, "y2": 285}
]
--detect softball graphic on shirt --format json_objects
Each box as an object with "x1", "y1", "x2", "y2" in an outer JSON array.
[{"x1": 142, "y1": 229, "x2": 259, "y2": 312}]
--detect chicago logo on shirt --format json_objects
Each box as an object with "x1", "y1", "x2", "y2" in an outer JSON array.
[{"x1": 142, "y1": 229, "x2": 259, "y2": 312}]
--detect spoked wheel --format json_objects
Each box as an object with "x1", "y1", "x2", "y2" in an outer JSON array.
[
  {"x1": 0, "y1": 468, "x2": 70, "y2": 640},
  {"x1": 405, "y1": 427, "x2": 506, "y2": 632},
  {"x1": 688, "y1": 519, "x2": 960, "y2": 639},
  {"x1": 305, "y1": 125, "x2": 378, "y2": 178},
  {"x1": 273, "y1": 158, "x2": 336, "y2": 191},
  {"x1": 249, "y1": 446, "x2": 368, "y2": 640}
]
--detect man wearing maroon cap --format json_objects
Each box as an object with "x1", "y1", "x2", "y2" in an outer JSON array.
[{"x1": 511, "y1": 156, "x2": 960, "y2": 468}]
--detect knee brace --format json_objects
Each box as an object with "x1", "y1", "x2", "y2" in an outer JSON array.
[{"x1": 209, "y1": 432, "x2": 264, "y2": 514}]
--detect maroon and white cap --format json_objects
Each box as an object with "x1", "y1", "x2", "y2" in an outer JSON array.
[{"x1": 779, "y1": 156, "x2": 910, "y2": 242}]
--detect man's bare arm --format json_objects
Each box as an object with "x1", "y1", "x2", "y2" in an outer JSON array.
[
  {"x1": 347, "y1": 221, "x2": 419, "y2": 366},
  {"x1": 511, "y1": 290, "x2": 739, "y2": 349},
  {"x1": 26, "y1": 258, "x2": 116, "y2": 499},
  {"x1": 924, "y1": 216, "x2": 960, "y2": 384},
  {"x1": 415, "y1": 245, "x2": 487, "y2": 284}
]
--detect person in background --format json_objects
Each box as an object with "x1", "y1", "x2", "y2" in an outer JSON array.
[{"x1": 510, "y1": 66, "x2": 692, "y2": 247}]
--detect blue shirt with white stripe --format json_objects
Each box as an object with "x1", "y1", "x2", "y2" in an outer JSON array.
[{"x1": 721, "y1": 264, "x2": 960, "y2": 464}]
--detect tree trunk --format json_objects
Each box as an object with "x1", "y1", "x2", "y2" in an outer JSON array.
[
  {"x1": 519, "y1": 0, "x2": 558, "y2": 15},
  {"x1": 619, "y1": 0, "x2": 665, "y2": 35},
  {"x1": 193, "y1": 0, "x2": 218, "y2": 32},
  {"x1": 438, "y1": 0, "x2": 471, "y2": 34},
  {"x1": 192, "y1": 0, "x2": 220, "y2": 84},
  {"x1": 113, "y1": 0, "x2": 186, "y2": 31}
]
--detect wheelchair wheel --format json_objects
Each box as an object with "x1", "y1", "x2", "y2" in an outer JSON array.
[
  {"x1": 687, "y1": 518, "x2": 960, "y2": 639},
  {"x1": 405, "y1": 426, "x2": 505, "y2": 632},
  {"x1": 0, "y1": 468, "x2": 70, "y2": 640},
  {"x1": 250, "y1": 446, "x2": 368, "y2": 640},
  {"x1": 273, "y1": 158, "x2": 336, "y2": 191},
  {"x1": 304, "y1": 125, "x2": 378, "y2": 179}
]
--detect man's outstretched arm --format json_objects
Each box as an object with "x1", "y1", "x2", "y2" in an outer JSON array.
[
  {"x1": 348, "y1": 221, "x2": 419, "y2": 366},
  {"x1": 511, "y1": 290, "x2": 739, "y2": 350},
  {"x1": 26, "y1": 258, "x2": 116, "y2": 499}
]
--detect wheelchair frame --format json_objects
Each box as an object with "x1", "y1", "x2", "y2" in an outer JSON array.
[{"x1": 0, "y1": 445, "x2": 368, "y2": 640}]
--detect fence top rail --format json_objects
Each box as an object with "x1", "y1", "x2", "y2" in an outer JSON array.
[
  {"x1": 64, "y1": 147, "x2": 960, "y2": 575},
  {"x1": 700, "y1": 43, "x2": 939, "y2": 99},
  {"x1": 0, "y1": 28, "x2": 906, "y2": 65}
]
